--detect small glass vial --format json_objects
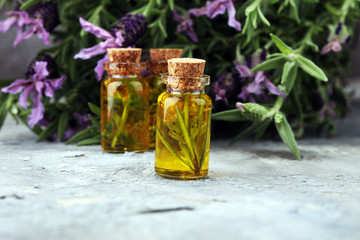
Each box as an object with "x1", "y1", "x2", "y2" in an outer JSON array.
[
  {"x1": 155, "y1": 58, "x2": 212, "y2": 180},
  {"x1": 147, "y1": 48, "x2": 183, "y2": 149},
  {"x1": 101, "y1": 48, "x2": 149, "y2": 153}
]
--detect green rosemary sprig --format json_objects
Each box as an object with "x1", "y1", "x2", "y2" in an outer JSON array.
[{"x1": 156, "y1": 125, "x2": 195, "y2": 172}]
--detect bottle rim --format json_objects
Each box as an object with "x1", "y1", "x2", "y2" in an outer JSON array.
[{"x1": 161, "y1": 74, "x2": 210, "y2": 86}]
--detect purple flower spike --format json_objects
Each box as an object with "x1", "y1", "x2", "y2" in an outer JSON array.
[
  {"x1": 173, "y1": 10, "x2": 198, "y2": 42},
  {"x1": 74, "y1": 18, "x2": 119, "y2": 60},
  {"x1": 74, "y1": 14, "x2": 147, "y2": 80},
  {"x1": 0, "y1": 11, "x2": 51, "y2": 47},
  {"x1": 189, "y1": 0, "x2": 241, "y2": 31},
  {"x1": 188, "y1": 2, "x2": 212, "y2": 16},
  {"x1": 2, "y1": 61, "x2": 66, "y2": 128},
  {"x1": 213, "y1": 83, "x2": 229, "y2": 105},
  {"x1": 235, "y1": 50, "x2": 285, "y2": 102}
]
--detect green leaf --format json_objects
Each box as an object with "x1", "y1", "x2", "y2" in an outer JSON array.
[
  {"x1": 66, "y1": 126, "x2": 97, "y2": 144},
  {"x1": 77, "y1": 138, "x2": 101, "y2": 146},
  {"x1": 158, "y1": 19, "x2": 168, "y2": 38},
  {"x1": 167, "y1": 0, "x2": 174, "y2": 9},
  {"x1": 250, "y1": 56, "x2": 286, "y2": 73},
  {"x1": 36, "y1": 119, "x2": 59, "y2": 142},
  {"x1": 245, "y1": 0, "x2": 260, "y2": 16},
  {"x1": 274, "y1": 112, "x2": 300, "y2": 160},
  {"x1": 57, "y1": 112, "x2": 69, "y2": 141},
  {"x1": 0, "y1": 0, "x2": 7, "y2": 9},
  {"x1": 213, "y1": 103, "x2": 270, "y2": 122},
  {"x1": 212, "y1": 109, "x2": 262, "y2": 121},
  {"x1": 289, "y1": 0, "x2": 300, "y2": 23},
  {"x1": 88, "y1": 102, "x2": 101, "y2": 116},
  {"x1": 20, "y1": 0, "x2": 42, "y2": 10},
  {"x1": 88, "y1": 114, "x2": 100, "y2": 129},
  {"x1": 257, "y1": 7, "x2": 270, "y2": 26},
  {"x1": 199, "y1": 113, "x2": 211, "y2": 169},
  {"x1": 156, "y1": 126, "x2": 194, "y2": 171},
  {"x1": 270, "y1": 33, "x2": 294, "y2": 54},
  {"x1": 251, "y1": 11, "x2": 258, "y2": 28},
  {"x1": 175, "y1": 107, "x2": 196, "y2": 160},
  {"x1": 281, "y1": 61, "x2": 298, "y2": 92},
  {"x1": 296, "y1": 55, "x2": 328, "y2": 81},
  {"x1": 0, "y1": 93, "x2": 13, "y2": 129},
  {"x1": 184, "y1": 93, "x2": 190, "y2": 129}
]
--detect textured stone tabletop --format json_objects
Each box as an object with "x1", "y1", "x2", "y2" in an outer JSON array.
[{"x1": 1, "y1": 101, "x2": 360, "y2": 240}]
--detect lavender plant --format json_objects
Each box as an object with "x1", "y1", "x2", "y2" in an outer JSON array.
[{"x1": 0, "y1": 0, "x2": 358, "y2": 158}]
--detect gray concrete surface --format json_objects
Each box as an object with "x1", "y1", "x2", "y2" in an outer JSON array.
[{"x1": 0, "y1": 99, "x2": 359, "y2": 240}]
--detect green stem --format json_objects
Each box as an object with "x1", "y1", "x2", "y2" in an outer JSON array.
[
  {"x1": 196, "y1": 93, "x2": 204, "y2": 143},
  {"x1": 111, "y1": 93, "x2": 131, "y2": 148},
  {"x1": 184, "y1": 93, "x2": 190, "y2": 131},
  {"x1": 199, "y1": 113, "x2": 211, "y2": 169},
  {"x1": 157, "y1": 126, "x2": 195, "y2": 172},
  {"x1": 175, "y1": 107, "x2": 199, "y2": 170},
  {"x1": 263, "y1": 97, "x2": 284, "y2": 120}
]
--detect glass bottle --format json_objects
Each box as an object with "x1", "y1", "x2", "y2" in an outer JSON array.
[
  {"x1": 155, "y1": 58, "x2": 212, "y2": 180},
  {"x1": 147, "y1": 48, "x2": 183, "y2": 149},
  {"x1": 101, "y1": 48, "x2": 149, "y2": 153}
]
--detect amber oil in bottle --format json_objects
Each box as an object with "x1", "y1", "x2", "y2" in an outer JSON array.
[
  {"x1": 155, "y1": 58, "x2": 212, "y2": 180},
  {"x1": 147, "y1": 48, "x2": 183, "y2": 149},
  {"x1": 101, "y1": 48, "x2": 149, "y2": 153}
]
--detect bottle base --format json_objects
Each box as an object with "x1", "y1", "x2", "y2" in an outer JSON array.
[
  {"x1": 102, "y1": 145, "x2": 149, "y2": 153},
  {"x1": 155, "y1": 167, "x2": 208, "y2": 180}
]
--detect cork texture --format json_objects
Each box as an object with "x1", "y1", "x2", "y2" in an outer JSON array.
[
  {"x1": 107, "y1": 48, "x2": 142, "y2": 63},
  {"x1": 149, "y1": 48, "x2": 183, "y2": 62},
  {"x1": 166, "y1": 58, "x2": 207, "y2": 91},
  {"x1": 105, "y1": 48, "x2": 142, "y2": 76},
  {"x1": 168, "y1": 58, "x2": 205, "y2": 77},
  {"x1": 148, "y1": 49, "x2": 183, "y2": 74}
]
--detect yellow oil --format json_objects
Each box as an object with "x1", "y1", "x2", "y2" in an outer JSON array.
[
  {"x1": 155, "y1": 92, "x2": 212, "y2": 180},
  {"x1": 101, "y1": 76, "x2": 149, "y2": 153},
  {"x1": 148, "y1": 74, "x2": 166, "y2": 149}
]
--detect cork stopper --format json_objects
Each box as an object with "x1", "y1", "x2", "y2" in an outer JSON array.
[
  {"x1": 148, "y1": 48, "x2": 183, "y2": 74},
  {"x1": 165, "y1": 58, "x2": 208, "y2": 91},
  {"x1": 107, "y1": 48, "x2": 141, "y2": 63},
  {"x1": 149, "y1": 48, "x2": 183, "y2": 62},
  {"x1": 105, "y1": 48, "x2": 142, "y2": 76},
  {"x1": 168, "y1": 58, "x2": 205, "y2": 78}
]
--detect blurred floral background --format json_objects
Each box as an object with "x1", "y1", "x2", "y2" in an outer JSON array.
[{"x1": 0, "y1": 0, "x2": 359, "y2": 159}]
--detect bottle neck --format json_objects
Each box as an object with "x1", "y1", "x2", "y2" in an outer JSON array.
[
  {"x1": 148, "y1": 61, "x2": 167, "y2": 74},
  {"x1": 104, "y1": 62, "x2": 145, "y2": 76},
  {"x1": 166, "y1": 86, "x2": 205, "y2": 95},
  {"x1": 162, "y1": 74, "x2": 210, "y2": 94}
]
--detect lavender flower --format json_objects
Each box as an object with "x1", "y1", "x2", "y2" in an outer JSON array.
[
  {"x1": 0, "y1": 3, "x2": 59, "y2": 47},
  {"x1": 25, "y1": 53, "x2": 58, "y2": 78},
  {"x1": 212, "y1": 72, "x2": 240, "y2": 105},
  {"x1": 213, "y1": 83, "x2": 229, "y2": 105},
  {"x1": 1, "y1": 61, "x2": 66, "y2": 127},
  {"x1": 321, "y1": 23, "x2": 351, "y2": 55},
  {"x1": 172, "y1": 10, "x2": 198, "y2": 42},
  {"x1": 74, "y1": 14, "x2": 148, "y2": 80},
  {"x1": 188, "y1": 0, "x2": 241, "y2": 31},
  {"x1": 235, "y1": 51, "x2": 285, "y2": 103}
]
